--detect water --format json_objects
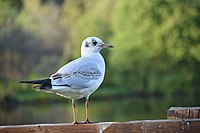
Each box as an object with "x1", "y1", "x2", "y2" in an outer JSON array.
[{"x1": 0, "y1": 97, "x2": 197, "y2": 125}]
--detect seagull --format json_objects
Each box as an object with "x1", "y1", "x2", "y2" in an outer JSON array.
[{"x1": 20, "y1": 37, "x2": 113, "y2": 124}]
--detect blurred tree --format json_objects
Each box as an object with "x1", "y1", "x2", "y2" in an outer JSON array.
[
  {"x1": 0, "y1": 0, "x2": 67, "y2": 101},
  {"x1": 0, "y1": 0, "x2": 66, "y2": 81},
  {"x1": 60, "y1": 0, "x2": 89, "y2": 62},
  {"x1": 16, "y1": 0, "x2": 67, "y2": 76},
  {"x1": 109, "y1": 0, "x2": 200, "y2": 97},
  {"x1": 61, "y1": 0, "x2": 114, "y2": 57},
  {"x1": 0, "y1": 0, "x2": 23, "y2": 80}
]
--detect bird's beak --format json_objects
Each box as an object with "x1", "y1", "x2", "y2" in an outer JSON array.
[{"x1": 100, "y1": 43, "x2": 114, "y2": 48}]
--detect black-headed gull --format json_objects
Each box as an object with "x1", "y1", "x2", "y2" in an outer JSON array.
[{"x1": 20, "y1": 37, "x2": 113, "y2": 124}]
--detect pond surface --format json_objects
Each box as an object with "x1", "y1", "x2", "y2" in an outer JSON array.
[{"x1": 0, "y1": 97, "x2": 198, "y2": 125}]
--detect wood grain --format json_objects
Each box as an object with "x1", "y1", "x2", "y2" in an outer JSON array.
[
  {"x1": 0, "y1": 119, "x2": 200, "y2": 133},
  {"x1": 1, "y1": 107, "x2": 200, "y2": 133},
  {"x1": 167, "y1": 107, "x2": 200, "y2": 120}
]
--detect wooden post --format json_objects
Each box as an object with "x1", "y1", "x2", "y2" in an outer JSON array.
[{"x1": 167, "y1": 107, "x2": 200, "y2": 120}]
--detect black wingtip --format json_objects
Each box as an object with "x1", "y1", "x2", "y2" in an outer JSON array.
[
  {"x1": 19, "y1": 80, "x2": 34, "y2": 84},
  {"x1": 19, "y1": 80, "x2": 28, "y2": 83},
  {"x1": 19, "y1": 79, "x2": 50, "y2": 84},
  {"x1": 19, "y1": 79, "x2": 52, "y2": 89}
]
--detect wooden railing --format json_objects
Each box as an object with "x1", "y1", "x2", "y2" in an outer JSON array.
[{"x1": 0, "y1": 107, "x2": 200, "y2": 133}]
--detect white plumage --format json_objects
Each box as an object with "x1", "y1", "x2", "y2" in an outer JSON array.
[{"x1": 50, "y1": 55, "x2": 105, "y2": 100}]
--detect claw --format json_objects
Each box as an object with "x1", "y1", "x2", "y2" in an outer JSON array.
[
  {"x1": 84, "y1": 119, "x2": 91, "y2": 124},
  {"x1": 73, "y1": 121, "x2": 79, "y2": 124}
]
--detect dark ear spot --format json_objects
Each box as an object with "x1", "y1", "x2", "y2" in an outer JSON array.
[{"x1": 85, "y1": 41, "x2": 89, "y2": 47}]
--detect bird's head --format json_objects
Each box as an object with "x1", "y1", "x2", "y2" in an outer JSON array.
[{"x1": 81, "y1": 37, "x2": 113, "y2": 56}]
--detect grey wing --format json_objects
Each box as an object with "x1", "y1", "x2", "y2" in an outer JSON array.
[{"x1": 50, "y1": 57, "x2": 102, "y2": 89}]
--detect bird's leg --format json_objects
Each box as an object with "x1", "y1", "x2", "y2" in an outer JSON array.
[
  {"x1": 84, "y1": 98, "x2": 91, "y2": 123},
  {"x1": 72, "y1": 99, "x2": 78, "y2": 124}
]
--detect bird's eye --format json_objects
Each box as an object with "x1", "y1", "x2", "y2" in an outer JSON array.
[{"x1": 92, "y1": 41, "x2": 97, "y2": 46}]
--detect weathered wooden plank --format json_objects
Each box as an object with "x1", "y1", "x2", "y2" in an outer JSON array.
[
  {"x1": 1, "y1": 107, "x2": 200, "y2": 132},
  {"x1": 1, "y1": 119, "x2": 200, "y2": 133},
  {"x1": 167, "y1": 107, "x2": 200, "y2": 120},
  {"x1": 0, "y1": 123, "x2": 100, "y2": 133},
  {"x1": 104, "y1": 119, "x2": 200, "y2": 133}
]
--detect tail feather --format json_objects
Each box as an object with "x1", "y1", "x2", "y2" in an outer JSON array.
[{"x1": 19, "y1": 79, "x2": 52, "y2": 89}]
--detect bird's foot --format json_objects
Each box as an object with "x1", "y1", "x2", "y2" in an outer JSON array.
[
  {"x1": 72, "y1": 121, "x2": 79, "y2": 124},
  {"x1": 84, "y1": 119, "x2": 91, "y2": 124},
  {"x1": 72, "y1": 119, "x2": 92, "y2": 124}
]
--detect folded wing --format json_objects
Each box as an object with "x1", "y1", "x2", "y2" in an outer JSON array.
[{"x1": 50, "y1": 57, "x2": 101, "y2": 89}]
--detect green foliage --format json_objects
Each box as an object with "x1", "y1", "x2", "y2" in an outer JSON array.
[
  {"x1": 61, "y1": 0, "x2": 114, "y2": 58},
  {"x1": 109, "y1": 0, "x2": 200, "y2": 97},
  {"x1": 0, "y1": 0, "x2": 22, "y2": 26}
]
